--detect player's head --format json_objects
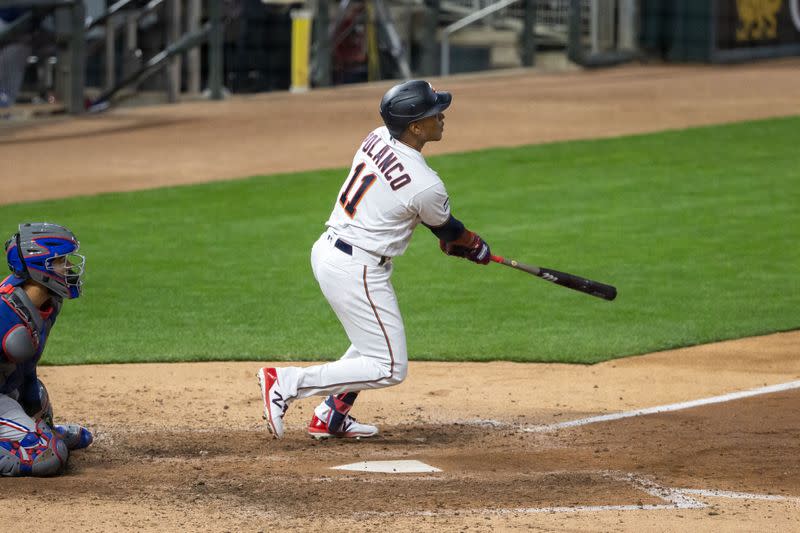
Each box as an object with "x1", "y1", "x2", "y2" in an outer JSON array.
[
  {"x1": 5, "y1": 222, "x2": 85, "y2": 299},
  {"x1": 379, "y1": 80, "x2": 451, "y2": 140}
]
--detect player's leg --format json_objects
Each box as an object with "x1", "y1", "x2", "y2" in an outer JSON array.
[
  {"x1": 29, "y1": 379, "x2": 94, "y2": 451},
  {"x1": 258, "y1": 266, "x2": 408, "y2": 437},
  {"x1": 258, "y1": 234, "x2": 408, "y2": 438},
  {"x1": 308, "y1": 266, "x2": 407, "y2": 439},
  {"x1": 289, "y1": 245, "x2": 408, "y2": 394},
  {"x1": 308, "y1": 345, "x2": 369, "y2": 438},
  {"x1": 0, "y1": 393, "x2": 68, "y2": 476},
  {"x1": 19, "y1": 379, "x2": 93, "y2": 451},
  {"x1": 307, "y1": 390, "x2": 377, "y2": 439},
  {"x1": 308, "y1": 346, "x2": 363, "y2": 436}
]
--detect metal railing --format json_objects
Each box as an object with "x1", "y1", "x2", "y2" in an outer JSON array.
[
  {"x1": 440, "y1": 0, "x2": 520, "y2": 75},
  {"x1": 87, "y1": 0, "x2": 222, "y2": 109},
  {"x1": 0, "y1": 0, "x2": 223, "y2": 114},
  {"x1": 440, "y1": 0, "x2": 637, "y2": 76}
]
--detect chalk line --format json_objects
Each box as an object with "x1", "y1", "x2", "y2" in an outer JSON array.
[{"x1": 524, "y1": 380, "x2": 800, "y2": 433}]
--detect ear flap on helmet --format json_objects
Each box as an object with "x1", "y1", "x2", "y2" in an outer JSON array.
[
  {"x1": 14, "y1": 233, "x2": 29, "y2": 277},
  {"x1": 5, "y1": 232, "x2": 30, "y2": 279}
]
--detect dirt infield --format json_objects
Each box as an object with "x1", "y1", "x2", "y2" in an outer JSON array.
[
  {"x1": 1, "y1": 60, "x2": 799, "y2": 531},
  {"x1": 3, "y1": 332, "x2": 800, "y2": 531}
]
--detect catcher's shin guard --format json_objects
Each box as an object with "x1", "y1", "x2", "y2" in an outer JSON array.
[
  {"x1": 23, "y1": 379, "x2": 54, "y2": 428},
  {"x1": 0, "y1": 421, "x2": 68, "y2": 476}
]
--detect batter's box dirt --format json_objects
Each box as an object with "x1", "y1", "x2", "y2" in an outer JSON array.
[
  {"x1": 4, "y1": 355, "x2": 800, "y2": 531},
  {"x1": 12, "y1": 387, "x2": 800, "y2": 522},
  {"x1": 17, "y1": 426, "x2": 666, "y2": 518}
]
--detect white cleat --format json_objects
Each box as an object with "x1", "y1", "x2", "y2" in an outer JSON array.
[
  {"x1": 308, "y1": 414, "x2": 379, "y2": 440},
  {"x1": 257, "y1": 367, "x2": 288, "y2": 439}
]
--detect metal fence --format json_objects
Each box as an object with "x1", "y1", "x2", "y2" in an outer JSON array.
[
  {"x1": 1, "y1": 0, "x2": 641, "y2": 115},
  {"x1": 0, "y1": 0, "x2": 222, "y2": 115},
  {"x1": 439, "y1": 0, "x2": 637, "y2": 74},
  {"x1": 441, "y1": 0, "x2": 588, "y2": 45}
]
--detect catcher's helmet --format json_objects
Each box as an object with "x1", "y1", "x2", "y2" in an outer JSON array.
[
  {"x1": 5, "y1": 223, "x2": 85, "y2": 299},
  {"x1": 379, "y1": 80, "x2": 452, "y2": 138}
]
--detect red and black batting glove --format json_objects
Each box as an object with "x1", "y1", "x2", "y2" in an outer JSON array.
[
  {"x1": 439, "y1": 239, "x2": 468, "y2": 258},
  {"x1": 439, "y1": 231, "x2": 491, "y2": 265},
  {"x1": 464, "y1": 232, "x2": 491, "y2": 265}
]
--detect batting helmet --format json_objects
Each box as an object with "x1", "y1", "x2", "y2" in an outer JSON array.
[
  {"x1": 5, "y1": 223, "x2": 85, "y2": 299},
  {"x1": 379, "y1": 80, "x2": 452, "y2": 138}
]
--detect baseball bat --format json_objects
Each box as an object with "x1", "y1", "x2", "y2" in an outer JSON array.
[{"x1": 490, "y1": 255, "x2": 617, "y2": 301}]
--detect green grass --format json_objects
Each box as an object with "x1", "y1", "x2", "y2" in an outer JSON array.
[{"x1": 3, "y1": 116, "x2": 798, "y2": 365}]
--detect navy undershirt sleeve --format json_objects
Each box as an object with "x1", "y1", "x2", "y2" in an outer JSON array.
[{"x1": 423, "y1": 215, "x2": 465, "y2": 242}]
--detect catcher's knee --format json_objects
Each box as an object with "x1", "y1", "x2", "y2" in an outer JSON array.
[{"x1": 0, "y1": 422, "x2": 69, "y2": 477}]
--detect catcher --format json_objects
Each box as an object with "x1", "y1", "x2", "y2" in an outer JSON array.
[{"x1": 0, "y1": 223, "x2": 93, "y2": 476}]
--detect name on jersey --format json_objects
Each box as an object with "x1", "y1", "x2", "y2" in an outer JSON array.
[{"x1": 360, "y1": 133, "x2": 411, "y2": 190}]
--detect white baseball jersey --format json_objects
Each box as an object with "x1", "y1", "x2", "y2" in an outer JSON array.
[{"x1": 326, "y1": 126, "x2": 451, "y2": 257}]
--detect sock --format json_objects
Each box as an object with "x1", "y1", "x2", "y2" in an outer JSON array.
[{"x1": 323, "y1": 392, "x2": 359, "y2": 433}]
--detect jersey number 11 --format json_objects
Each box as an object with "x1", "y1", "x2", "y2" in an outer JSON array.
[{"x1": 339, "y1": 162, "x2": 376, "y2": 218}]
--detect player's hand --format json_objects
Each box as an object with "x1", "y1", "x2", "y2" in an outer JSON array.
[
  {"x1": 439, "y1": 233, "x2": 490, "y2": 265},
  {"x1": 464, "y1": 233, "x2": 490, "y2": 265},
  {"x1": 439, "y1": 239, "x2": 468, "y2": 258}
]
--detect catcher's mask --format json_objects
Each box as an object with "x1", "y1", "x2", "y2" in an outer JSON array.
[
  {"x1": 5, "y1": 222, "x2": 85, "y2": 299},
  {"x1": 379, "y1": 80, "x2": 452, "y2": 138}
]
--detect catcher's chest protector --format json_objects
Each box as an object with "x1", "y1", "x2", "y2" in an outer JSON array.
[{"x1": 0, "y1": 278, "x2": 60, "y2": 394}]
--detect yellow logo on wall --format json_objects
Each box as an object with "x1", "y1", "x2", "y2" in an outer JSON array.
[{"x1": 736, "y1": 0, "x2": 783, "y2": 41}]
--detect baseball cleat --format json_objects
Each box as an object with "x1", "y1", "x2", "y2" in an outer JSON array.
[
  {"x1": 257, "y1": 367, "x2": 288, "y2": 439},
  {"x1": 54, "y1": 424, "x2": 94, "y2": 451},
  {"x1": 308, "y1": 414, "x2": 379, "y2": 440}
]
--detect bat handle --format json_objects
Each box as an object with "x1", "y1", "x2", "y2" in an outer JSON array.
[{"x1": 491, "y1": 255, "x2": 517, "y2": 268}]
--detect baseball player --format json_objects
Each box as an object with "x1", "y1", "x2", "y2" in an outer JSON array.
[
  {"x1": 0, "y1": 223, "x2": 93, "y2": 476},
  {"x1": 258, "y1": 80, "x2": 490, "y2": 440}
]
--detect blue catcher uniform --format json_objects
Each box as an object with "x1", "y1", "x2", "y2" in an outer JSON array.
[
  {"x1": 0, "y1": 275, "x2": 59, "y2": 400},
  {"x1": 0, "y1": 223, "x2": 92, "y2": 476}
]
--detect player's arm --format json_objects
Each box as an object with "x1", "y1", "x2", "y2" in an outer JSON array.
[
  {"x1": 413, "y1": 184, "x2": 490, "y2": 265},
  {"x1": 424, "y1": 216, "x2": 491, "y2": 265}
]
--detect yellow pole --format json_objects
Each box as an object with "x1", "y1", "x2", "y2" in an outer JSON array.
[{"x1": 290, "y1": 9, "x2": 313, "y2": 93}]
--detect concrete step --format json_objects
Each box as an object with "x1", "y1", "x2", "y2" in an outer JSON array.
[{"x1": 448, "y1": 27, "x2": 520, "y2": 69}]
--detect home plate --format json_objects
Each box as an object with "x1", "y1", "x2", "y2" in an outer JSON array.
[{"x1": 331, "y1": 460, "x2": 441, "y2": 473}]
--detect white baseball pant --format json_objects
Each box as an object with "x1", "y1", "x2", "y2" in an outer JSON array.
[
  {"x1": 0, "y1": 392, "x2": 36, "y2": 440},
  {"x1": 276, "y1": 230, "x2": 408, "y2": 401}
]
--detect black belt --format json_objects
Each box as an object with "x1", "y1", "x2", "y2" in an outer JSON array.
[{"x1": 334, "y1": 238, "x2": 389, "y2": 266}]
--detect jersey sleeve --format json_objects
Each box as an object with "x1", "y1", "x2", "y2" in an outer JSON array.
[{"x1": 411, "y1": 181, "x2": 451, "y2": 227}]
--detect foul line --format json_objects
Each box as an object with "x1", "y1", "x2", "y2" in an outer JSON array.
[
  {"x1": 524, "y1": 380, "x2": 800, "y2": 433},
  {"x1": 353, "y1": 472, "x2": 799, "y2": 518},
  {"x1": 679, "y1": 489, "x2": 799, "y2": 502}
]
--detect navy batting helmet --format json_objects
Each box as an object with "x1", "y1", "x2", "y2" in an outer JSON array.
[
  {"x1": 379, "y1": 80, "x2": 452, "y2": 138},
  {"x1": 5, "y1": 223, "x2": 85, "y2": 299}
]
